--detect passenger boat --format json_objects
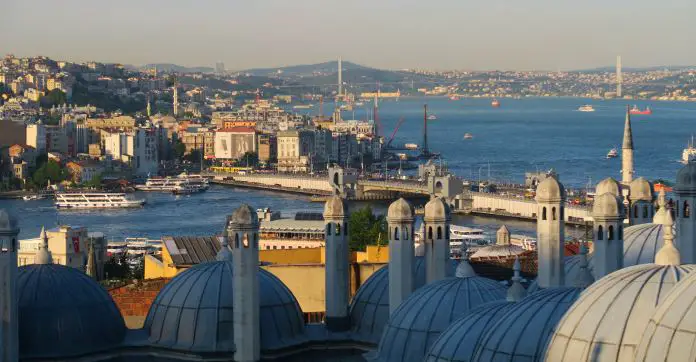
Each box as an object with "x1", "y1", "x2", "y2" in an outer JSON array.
[
  {"x1": 292, "y1": 104, "x2": 313, "y2": 109},
  {"x1": 427, "y1": 114, "x2": 437, "y2": 120},
  {"x1": 682, "y1": 136, "x2": 696, "y2": 164},
  {"x1": 578, "y1": 105, "x2": 595, "y2": 112},
  {"x1": 404, "y1": 143, "x2": 419, "y2": 150},
  {"x1": 606, "y1": 148, "x2": 618, "y2": 159},
  {"x1": 491, "y1": 99, "x2": 500, "y2": 108},
  {"x1": 415, "y1": 225, "x2": 491, "y2": 257},
  {"x1": 172, "y1": 184, "x2": 206, "y2": 195},
  {"x1": 449, "y1": 94, "x2": 460, "y2": 101},
  {"x1": 55, "y1": 192, "x2": 145, "y2": 209},
  {"x1": 629, "y1": 105, "x2": 652, "y2": 115},
  {"x1": 464, "y1": 133, "x2": 473, "y2": 139},
  {"x1": 136, "y1": 173, "x2": 209, "y2": 192}
]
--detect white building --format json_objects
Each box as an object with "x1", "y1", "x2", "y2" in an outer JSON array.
[
  {"x1": 214, "y1": 127, "x2": 257, "y2": 160},
  {"x1": 25, "y1": 123, "x2": 46, "y2": 154}
]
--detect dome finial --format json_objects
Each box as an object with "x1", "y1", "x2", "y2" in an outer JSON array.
[
  {"x1": 34, "y1": 226, "x2": 52, "y2": 264},
  {"x1": 216, "y1": 235, "x2": 233, "y2": 261},
  {"x1": 455, "y1": 242, "x2": 476, "y2": 278},
  {"x1": 655, "y1": 203, "x2": 681, "y2": 266},
  {"x1": 652, "y1": 189, "x2": 670, "y2": 225},
  {"x1": 574, "y1": 242, "x2": 595, "y2": 288},
  {"x1": 507, "y1": 257, "x2": 527, "y2": 301}
]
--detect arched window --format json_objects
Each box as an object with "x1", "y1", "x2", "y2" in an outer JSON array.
[
  {"x1": 394, "y1": 227, "x2": 400, "y2": 240},
  {"x1": 552, "y1": 207, "x2": 557, "y2": 221},
  {"x1": 254, "y1": 233, "x2": 258, "y2": 247},
  {"x1": 560, "y1": 206, "x2": 565, "y2": 221},
  {"x1": 336, "y1": 223, "x2": 341, "y2": 236},
  {"x1": 676, "y1": 202, "x2": 680, "y2": 217},
  {"x1": 428, "y1": 227, "x2": 433, "y2": 240},
  {"x1": 235, "y1": 233, "x2": 240, "y2": 249},
  {"x1": 633, "y1": 205, "x2": 639, "y2": 218},
  {"x1": 437, "y1": 226, "x2": 442, "y2": 239},
  {"x1": 327, "y1": 224, "x2": 332, "y2": 236},
  {"x1": 598, "y1": 225, "x2": 604, "y2": 240},
  {"x1": 684, "y1": 201, "x2": 690, "y2": 218},
  {"x1": 243, "y1": 234, "x2": 249, "y2": 248},
  {"x1": 542, "y1": 207, "x2": 547, "y2": 221},
  {"x1": 643, "y1": 205, "x2": 648, "y2": 218},
  {"x1": 618, "y1": 226, "x2": 623, "y2": 239},
  {"x1": 344, "y1": 223, "x2": 348, "y2": 235},
  {"x1": 404, "y1": 228, "x2": 409, "y2": 241},
  {"x1": 608, "y1": 225, "x2": 615, "y2": 240}
]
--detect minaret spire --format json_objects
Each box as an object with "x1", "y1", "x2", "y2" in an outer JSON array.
[
  {"x1": 506, "y1": 257, "x2": 527, "y2": 301},
  {"x1": 621, "y1": 106, "x2": 634, "y2": 184},
  {"x1": 35, "y1": 226, "x2": 52, "y2": 265},
  {"x1": 655, "y1": 197, "x2": 681, "y2": 266}
]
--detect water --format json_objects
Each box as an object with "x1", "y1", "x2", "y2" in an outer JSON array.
[{"x1": 5, "y1": 97, "x2": 695, "y2": 240}]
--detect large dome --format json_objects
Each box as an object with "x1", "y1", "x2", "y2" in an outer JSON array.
[
  {"x1": 349, "y1": 257, "x2": 456, "y2": 344},
  {"x1": 635, "y1": 270, "x2": 696, "y2": 361},
  {"x1": 367, "y1": 272, "x2": 506, "y2": 362},
  {"x1": 425, "y1": 300, "x2": 514, "y2": 362},
  {"x1": 472, "y1": 287, "x2": 582, "y2": 362},
  {"x1": 17, "y1": 264, "x2": 126, "y2": 359},
  {"x1": 545, "y1": 264, "x2": 695, "y2": 362},
  {"x1": 145, "y1": 260, "x2": 306, "y2": 354}
]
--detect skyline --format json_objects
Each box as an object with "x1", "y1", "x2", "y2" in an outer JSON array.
[{"x1": 2, "y1": 0, "x2": 696, "y2": 71}]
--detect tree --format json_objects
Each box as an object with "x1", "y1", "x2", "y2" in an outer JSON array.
[
  {"x1": 184, "y1": 149, "x2": 202, "y2": 163},
  {"x1": 173, "y1": 141, "x2": 186, "y2": 160},
  {"x1": 103, "y1": 254, "x2": 131, "y2": 280},
  {"x1": 39, "y1": 89, "x2": 67, "y2": 108},
  {"x1": 32, "y1": 160, "x2": 67, "y2": 187},
  {"x1": 83, "y1": 173, "x2": 103, "y2": 188},
  {"x1": 237, "y1": 151, "x2": 259, "y2": 168},
  {"x1": 348, "y1": 206, "x2": 388, "y2": 252}
]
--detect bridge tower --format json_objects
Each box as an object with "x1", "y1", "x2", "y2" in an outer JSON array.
[{"x1": 329, "y1": 166, "x2": 358, "y2": 198}]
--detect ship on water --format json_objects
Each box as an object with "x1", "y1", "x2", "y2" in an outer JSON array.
[
  {"x1": 491, "y1": 99, "x2": 500, "y2": 108},
  {"x1": 578, "y1": 105, "x2": 595, "y2": 112},
  {"x1": 136, "y1": 173, "x2": 209, "y2": 192},
  {"x1": 55, "y1": 192, "x2": 146, "y2": 209},
  {"x1": 682, "y1": 136, "x2": 696, "y2": 164},
  {"x1": 606, "y1": 147, "x2": 618, "y2": 159},
  {"x1": 629, "y1": 105, "x2": 652, "y2": 115}
]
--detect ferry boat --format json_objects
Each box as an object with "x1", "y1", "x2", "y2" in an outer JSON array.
[
  {"x1": 55, "y1": 192, "x2": 145, "y2": 209},
  {"x1": 464, "y1": 133, "x2": 473, "y2": 139},
  {"x1": 415, "y1": 225, "x2": 491, "y2": 257},
  {"x1": 136, "y1": 173, "x2": 209, "y2": 192},
  {"x1": 629, "y1": 105, "x2": 652, "y2": 115},
  {"x1": 578, "y1": 105, "x2": 595, "y2": 112},
  {"x1": 682, "y1": 136, "x2": 696, "y2": 164},
  {"x1": 606, "y1": 148, "x2": 618, "y2": 159},
  {"x1": 292, "y1": 104, "x2": 313, "y2": 109},
  {"x1": 172, "y1": 183, "x2": 206, "y2": 195},
  {"x1": 427, "y1": 114, "x2": 437, "y2": 120},
  {"x1": 404, "y1": 143, "x2": 419, "y2": 150},
  {"x1": 491, "y1": 99, "x2": 500, "y2": 108}
]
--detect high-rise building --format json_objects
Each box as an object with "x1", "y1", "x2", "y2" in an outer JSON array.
[
  {"x1": 215, "y1": 62, "x2": 225, "y2": 74},
  {"x1": 616, "y1": 55, "x2": 622, "y2": 98}
]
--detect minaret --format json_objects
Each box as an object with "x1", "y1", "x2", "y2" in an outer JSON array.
[
  {"x1": 621, "y1": 108, "x2": 634, "y2": 184},
  {"x1": 337, "y1": 56, "x2": 343, "y2": 99},
  {"x1": 0, "y1": 209, "x2": 19, "y2": 362},
  {"x1": 323, "y1": 196, "x2": 350, "y2": 331},
  {"x1": 592, "y1": 192, "x2": 625, "y2": 279},
  {"x1": 228, "y1": 204, "x2": 260, "y2": 362},
  {"x1": 387, "y1": 198, "x2": 415, "y2": 315},
  {"x1": 146, "y1": 94, "x2": 152, "y2": 118},
  {"x1": 506, "y1": 257, "x2": 527, "y2": 302},
  {"x1": 86, "y1": 240, "x2": 97, "y2": 279},
  {"x1": 535, "y1": 175, "x2": 566, "y2": 288},
  {"x1": 173, "y1": 85, "x2": 179, "y2": 117},
  {"x1": 629, "y1": 177, "x2": 654, "y2": 225},
  {"x1": 34, "y1": 226, "x2": 52, "y2": 265},
  {"x1": 675, "y1": 162, "x2": 696, "y2": 264},
  {"x1": 423, "y1": 197, "x2": 450, "y2": 284}
]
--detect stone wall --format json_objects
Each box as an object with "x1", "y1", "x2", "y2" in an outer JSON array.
[{"x1": 108, "y1": 278, "x2": 169, "y2": 328}]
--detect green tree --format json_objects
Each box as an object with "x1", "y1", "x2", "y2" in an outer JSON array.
[
  {"x1": 184, "y1": 149, "x2": 202, "y2": 163},
  {"x1": 173, "y1": 141, "x2": 186, "y2": 160},
  {"x1": 348, "y1": 206, "x2": 388, "y2": 252},
  {"x1": 103, "y1": 254, "x2": 131, "y2": 280},
  {"x1": 32, "y1": 160, "x2": 67, "y2": 187},
  {"x1": 237, "y1": 151, "x2": 259, "y2": 167},
  {"x1": 83, "y1": 173, "x2": 103, "y2": 188},
  {"x1": 39, "y1": 89, "x2": 67, "y2": 108}
]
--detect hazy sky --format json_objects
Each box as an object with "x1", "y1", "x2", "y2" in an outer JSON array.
[{"x1": 2, "y1": 0, "x2": 695, "y2": 71}]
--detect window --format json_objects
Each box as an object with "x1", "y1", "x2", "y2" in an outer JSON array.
[
  {"x1": 336, "y1": 223, "x2": 341, "y2": 236},
  {"x1": 684, "y1": 201, "x2": 690, "y2": 218},
  {"x1": 643, "y1": 206, "x2": 648, "y2": 218},
  {"x1": 235, "y1": 234, "x2": 240, "y2": 249},
  {"x1": 560, "y1": 206, "x2": 564, "y2": 221},
  {"x1": 542, "y1": 207, "x2": 547, "y2": 221},
  {"x1": 394, "y1": 227, "x2": 399, "y2": 240},
  {"x1": 344, "y1": 223, "x2": 348, "y2": 234},
  {"x1": 428, "y1": 227, "x2": 433, "y2": 240},
  {"x1": 598, "y1": 225, "x2": 604, "y2": 240},
  {"x1": 437, "y1": 226, "x2": 442, "y2": 239},
  {"x1": 243, "y1": 234, "x2": 249, "y2": 248},
  {"x1": 608, "y1": 225, "x2": 614, "y2": 240},
  {"x1": 327, "y1": 224, "x2": 332, "y2": 236},
  {"x1": 404, "y1": 228, "x2": 409, "y2": 240},
  {"x1": 552, "y1": 207, "x2": 557, "y2": 221}
]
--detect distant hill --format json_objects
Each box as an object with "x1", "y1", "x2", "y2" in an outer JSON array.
[
  {"x1": 242, "y1": 60, "x2": 369, "y2": 77},
  {"x1": 575, "y1": 65, "x2": 695, "y2": 73},
  {"x1": 137, "y1": 63, "x2": 215, "y2": 73}
]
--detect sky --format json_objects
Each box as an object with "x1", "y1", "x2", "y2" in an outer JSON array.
[{"x1": 1, "y1": 0, "x2": 695, "y2": 71}]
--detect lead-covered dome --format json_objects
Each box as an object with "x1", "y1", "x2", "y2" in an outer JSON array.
[
  {"x1": 367, "y1": 271, "x2": 506, "y2": 362},
  {"x1": 323, "y1": 195, "x2": 347, "y2": 218},
  {"x1": 387, "y1": 198, "x2": 414, "y2": 222},
  {"x1": 629, "y1": 177, "x2": 653, "y2": 202},
  {"x1": 675, "y1": 161, "x2": 696, "y2": 194},
  {"x1": 635, "y1": 270, "x2": 696, "y2": 361},
  {"x1": 145, "y1": 260, "x2": 305, "y2": 354},
  {"x1": 229, "y1": 203, "x2": 259, "y2": 226},
  {"x1": 596, "y1": 177, "x2": 621, "y2": 197},
  {"x1": 349, "y1": 257, "x2": 456, "y2": 344},
  {"x1": 535, "y1": 176, "x2": 564, "y2": 202},
  {"x1": 18, "y1": 264, "x2": 126, "y2": 359},
  {"x1": 425, "y1": 300, "x2": 514, "y2": 362},
  {"x1": 592, "y1": 192, "x2": 623, "y2": 217},
  {"x1": 472, "y1": 287, "x2": 582, "y2": 362},
  {"x1": 545, "y1": 264, "x2": 695, "y2": 362},
  {"x1": 424, "y1": 197, "x2": 450, "y2": 222}
]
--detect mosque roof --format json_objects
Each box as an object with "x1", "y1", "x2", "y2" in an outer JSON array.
[
  {"x1": 144, "y1": 260, "x2": 306, "y2": 353},
  {"x1": 367, "y1": 267, "x2": 506, "y2": 362},
  {"x1": 545, "y1": 264, "x2": 695, "y2": 362},
  {"x1": 596, "y1": 177, "x2": 621, "y2": 197},
  {"x1": 471, "y1": 244, "x2": 525, "y2": 259},
  {"x1": 472, "y1": 287, "x2": 583, "y2": 362},
  {"x1": 535, "y1": 176, "x2": 565, "y2": 202},
  {"x1": 629, "y1": 177, "x2": 653, "y2": 202},
  {"x1": 424, "y1": 197, "x2": 450, "y2": 222},
  {"x1": 323, "y1": 195, "x2": 347, "y2": 218},
  {"x1": 17, "y1": 264, "x2": 126, "y2": 359},
  {"x1": 592, "y1": 192, "x2": 623, "y2": 218},
  {"x1": 387, "y1": 198, "x2": 414, "y2": 222}
]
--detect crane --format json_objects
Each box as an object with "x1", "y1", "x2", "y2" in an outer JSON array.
[{"x1": 385, "y1": 118, "x2": 405, "y2": 148}]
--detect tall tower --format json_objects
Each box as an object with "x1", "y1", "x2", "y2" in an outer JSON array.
[
  {"x1": 172, "y1": 85, "x2": 179, "y2": 117},
  {"x1": 387, "y1": 198, "x2": 415, "y2": 315},
  {"x1": 592, "y1": 192, "x2": 625, "y2": 279},
  {"x1": 323, "y1": 196, "x2": 350, "y2": 331},
  {"x1": 228, "y1": 204, "x2": 260, "y2": 362},
  {"x1": 616, "y1": 55, "x2": 622, "y2": 98},
  {"x1": 534, "y1": 175, "x2": 565, "y2": 288},
  {"x1": 337, "y1": 56, "x2": 343, "y2": 99},
  {"x1": 423, "y1": 197, "x2": 450, "y2": 284},
  {"x1": 146, "y1": 94, "x2": 151, "y2": 118},
  {"x1": 675, "y1": 162, "x2": 696, "y2": 264},
  {"x1": 621, "y1": 108, "x2": 634, "y2": 184},
  {"x1": 629, "y1": 177, "x2": 654, "y2": 225},
  {"x1": 0, "y1": 209, "x2": 19, "y2": 362}
]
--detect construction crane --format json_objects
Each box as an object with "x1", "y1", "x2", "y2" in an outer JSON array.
[{"x1": 385, "y1": 118, "x2": 405, "y2": 148}]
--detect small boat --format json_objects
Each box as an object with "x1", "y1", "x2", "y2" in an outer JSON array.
[
  {"x1": 606, "y1": 148, "x2": 618, "y2": 159},
  {"x1": 449, "y1": 94, "x2": 460, "y2": 101},
  {"x1": 629, "y1": 105, "x2": 652, "y2": 115},
  {"x1": 491, "y1": 99, "x2": 500, "y2": 108},
  {"x1": 464, "y1": 133, "x2": 473, "y2": 139},
  {"x1": 682, "y1": 136, "x2": 696, "y2": 164},
  {"x1": 355, "y1": 101, "x2": 364, "y2": 107},
  {"x1": 292, "y1": 104, "x2": 313, "y2": 109},
  {"x1": 578, "y1": 105, "x2": 595, "y2": 112},
  {"x1": 427, "y1": 114, "x2": 437, "y2": 120},
  {"x1": 23, "y1": 195, "x2": 40, "y2": 201},
  {"x1": 404, "y1": 143, "x2": 419, "y2": 150}
]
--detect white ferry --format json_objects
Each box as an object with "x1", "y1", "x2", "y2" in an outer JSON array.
[
  {"x1": 577, "y1": 105, "x2": 595, "y2": 112},
  {"x1": 55, "y1": 193, "x2": 145, "y2": 209},
  {"x1": 136, "y1": 173, "x2": 209, "y2": 192},
  {"x1": 683, "y1": 136, "x2": 696, "y2": 164},
  {"x1": 124, "y1": 237, "x2": 162, "y2": 257},
  {"x1": 415, "y1": 225, "x2": 491, "y2": 257},
  {"x1": 606, "y1": 148, "x2": 618, "y2": 159}
]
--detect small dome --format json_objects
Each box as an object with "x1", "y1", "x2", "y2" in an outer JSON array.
[
  {"x1": 675, "y1": 161, "x2": 696, "y2": 194},
  {"x1": 425, "y1": 300, "x2": 515, "y2": 362},
  {"x1": 472, "y1": 287, "x2": 583, "y2": 362},
  {"x1": 18, "y1": 264, "x2": 126, "y2": 359},
  {"x1": 545, "y1": 264, "x2": 695, "y2": 362},
  {"x1": 368, "y1": 275, "x2": 506, "y2": 362},
  {"x1": 535, "y1": 176, "x2": 565, "y2": 203},
  {"x1": 145, "y1": 260, "x2": 305, "y2": 354},
  {"x1": 629, "y1": 177, "x2": 653, "y2": 202},
  {"x1": 349, "y1": 257, "x2": 457, "y2": 344},
  {"x1": 387, "y1": 198, "x2": 414, "y2": 222},
  {"x1": 228, "y1": 204, "x2": 259, "y2": 227},
  {"x1": 635, "y1": 271, "x2": 696, "y2": 361},
  {"x1": 323, "y1": 195, "x2": 347, "y2": 218},
  {"x1": 596, "y1": 177, "x2": 621, "y2": 197},
  {"x1": 424, "y1": 197, "x2": 450, "y2": 222},
  {"x1": 0, "y1": 208, "x2": 18, "y2": 233},
  {"x1": 592, "y1": 192, "x2": 623, "y2": 218}
]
